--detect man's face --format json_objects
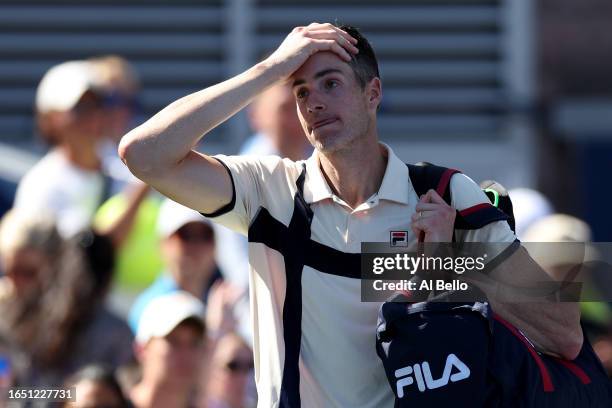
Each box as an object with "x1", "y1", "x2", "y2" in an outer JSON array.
[
  {"x1": 290, "y1": 52, "x2": 379, "y2": 154},
  {"x1": 141, "y1": 321, "x2": 205, "y2": 385},
  {"x1": 162, "y1": 222, "x2": 216, "y2": 284}
]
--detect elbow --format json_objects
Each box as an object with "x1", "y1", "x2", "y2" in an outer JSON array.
[
  {"x1": 118, "y1": 130, "x2": 155, "y2": 178},
  {"x1": 117, "y1": 134, "x2": 132, "y2": 166},
  {"x1": 558, "y1": 327, "x2": 584, "y2": 360},
  {"x1": 562, "y1": 328, "x2": 584, "y2": 360}
]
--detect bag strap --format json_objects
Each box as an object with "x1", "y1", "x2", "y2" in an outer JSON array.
[
  {"x1": 406, "y1": 162, "x2": 459, "y2": 205},
  {"x1": 406, "y1": 162, "x2": 510, "y2": 231}
]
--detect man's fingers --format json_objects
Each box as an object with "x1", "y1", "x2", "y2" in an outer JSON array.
[
  {"x1": 307, "y1": 31, "x2": 359, "y2": 54},
  {"x1": 411, "y1": 211, "x2": 435, "y2": 223},
  {"x1": 312, "y1": 39, "x2": 352, "y2": 61},
  {"x1": 306, "y1": 22, "x2": 357, "y2": 44},
  {"x1": 414, "y1": 202, "x2": 440, "y2": 212},
  {"x1": 329, "y1": 25, "x2": 359, "y2": 45},
  {"x1": 423, "y1": 189, "x2": 447, "y2": 205}
]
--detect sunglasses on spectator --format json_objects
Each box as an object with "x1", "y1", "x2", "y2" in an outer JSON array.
[
  {"x1": 225, "y1": 359, "x2": 254, "y2": 373},
  {"x1": 103, "y1": 91, "x2": 141, "y2": 111},
  {"x1": 175, "y1": 225, "x2": 214, "y2": 243},
  {"x1": 72, "y1": 98, "x2": 103, "y2": 115}
]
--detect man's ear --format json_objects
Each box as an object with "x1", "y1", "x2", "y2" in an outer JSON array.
[{"x1": 366, "y1": 77, "x2": 382, "y2": 111}]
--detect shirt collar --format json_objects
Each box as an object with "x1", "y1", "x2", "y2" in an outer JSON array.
[{"x1": 302, "y1": 143, "x2": 411, "y2": 206}]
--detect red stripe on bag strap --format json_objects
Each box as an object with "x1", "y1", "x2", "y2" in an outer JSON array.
[
  {"x1": 416, "y1": 168, "x2": 458, "y2": 244},
  {"x1": 458, "y1": 203, "x2": 493, "y2": 217},
  {"x1": 493, "y1": 313, "x2": 555, "y2": 392},
  {"x1": 554, "y1": 358, "x2": 592, "y2": 384},
  {"x1": 436, "y1": 168, "x2": 460, "y2": 197}
]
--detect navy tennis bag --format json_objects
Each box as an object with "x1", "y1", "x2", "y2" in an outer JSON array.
[
  {"x1": 376, "y1": 292, "x2": 612, "y2": 407},
  {"x1": 376, "y1": 163, "x2": 612, "y2": 407}
]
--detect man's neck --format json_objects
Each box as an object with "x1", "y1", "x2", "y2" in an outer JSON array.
[
  {"x1": 318, "y1": 138, "x2": 387, "y2": 209},
  {"x1": 131, "y1": 380, "x2": 191, "y2": 408}
]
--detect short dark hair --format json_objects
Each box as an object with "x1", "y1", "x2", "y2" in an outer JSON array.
[{"x1": 337, "y1": 25, "x2": 380, "y2": 89}]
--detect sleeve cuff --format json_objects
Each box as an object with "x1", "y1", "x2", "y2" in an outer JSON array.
[{"x1": 200, "y1": 157, "x2": 237, "y2": 218}]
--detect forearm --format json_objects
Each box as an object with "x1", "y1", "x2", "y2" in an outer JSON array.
[
  {"x1": 491, "y1": 300, "x2": 583, "y2": 359},
  {"x1": 118, "y1": 61, "x2": 281, "y2": 176},
  {"x1": 479, "y1": 246, "x2": 584, "y2": 359}
]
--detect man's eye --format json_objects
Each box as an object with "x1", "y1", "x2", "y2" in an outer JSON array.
[
  {"x1": 325, "y1": 80, "x2": 338, "y2": 89},
  {"x1": 296, "y1": 89, "x2": 308, "y2": 99}
]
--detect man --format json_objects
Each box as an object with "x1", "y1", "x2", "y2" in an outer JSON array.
[
  {"x1": 15, "y1": 60, "x2": 106, "y2": 238},
  {"x1": 130, "y1": 291, "x2": 207, "y2": 408},
  {"x1": 128, "y1": 198, "x2": 222, "y2": 332},
  {"x1": 120, "y1": 24, "x2": 582, "y2": 407}
]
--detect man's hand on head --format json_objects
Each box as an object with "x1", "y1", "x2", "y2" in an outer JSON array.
[
  {"x1": 410, "y1": 189, "x2": 456, "y2": 243},
  {"x1": 264, "y1": 22, "x2": 359, "y2": 82}
]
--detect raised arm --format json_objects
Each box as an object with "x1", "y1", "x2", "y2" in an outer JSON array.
[{"x1": 118, "y1": 23, "x2": 358, "y2": 213}]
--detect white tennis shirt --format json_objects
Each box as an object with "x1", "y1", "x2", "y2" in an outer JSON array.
[{"x1": 205, "y1": 144, "x2": 515, "y2": 408}]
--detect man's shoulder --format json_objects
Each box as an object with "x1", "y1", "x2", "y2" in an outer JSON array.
[
  {"x1": 448, "y1": 172, "x2": 489, "y2": 210},
  {"x1": 214, "y1": 153, "x2": 305, "y2": 182}
]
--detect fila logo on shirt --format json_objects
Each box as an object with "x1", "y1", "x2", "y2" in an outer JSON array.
[
  {"x1": 394, "y1": 353, "x2": 471, "y2": 397},
  {"x1": 390, "y1": 231, "x2": 408, "y2": 247}
]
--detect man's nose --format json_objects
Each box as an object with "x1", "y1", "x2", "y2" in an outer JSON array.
[{"x1": 306, "y1": 94, "x2": 326, "y2": 114}]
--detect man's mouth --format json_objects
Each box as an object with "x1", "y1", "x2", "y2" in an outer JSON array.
[{"x1": 311, "y1": 117, "x2": 338, "y2": 132}]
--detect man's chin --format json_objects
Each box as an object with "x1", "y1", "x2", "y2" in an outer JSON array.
[{"x1": 313, "y1": 133, "x2": 352, "y2": 155}]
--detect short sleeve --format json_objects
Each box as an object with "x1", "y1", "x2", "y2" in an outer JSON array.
[
  {"x1": 449, "y1": 173, "x2": 516, "y2": 244},
  {"x1": 201, "y1": 154, "x2": 296, "y2": 236}
]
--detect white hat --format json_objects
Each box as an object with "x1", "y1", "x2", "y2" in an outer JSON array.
[
  {"x1": 523, "y1": 213, "x2": 592, "y2": 243},
  {"x1": 136, "y1": 291, "x2": 205, "y2": 344},
  {"x1": 157, "y1": 198, "x2": 213, "y2": 239},
  {"x1": 508, "y1": 188, "x2": 554, "y2": 240},
  {"x1": 35, "y1": 60, "x2": 99, "y2": 113},
  {"x1": 522, "y1": 214, "x2": 597, "y2": 269}
]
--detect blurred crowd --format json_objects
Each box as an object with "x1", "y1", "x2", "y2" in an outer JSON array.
[{"x1": 0, "y1": 55, "x2": 611, "y2": 407}]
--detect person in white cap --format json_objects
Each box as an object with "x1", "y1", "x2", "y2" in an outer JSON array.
[
  {"x1": 508, "y1": 187, "x2": 554, "y2": 240},
  {"x1": 128, "y1": 198, "x2": 224, "y2": 332},
  {"x1": 14, "y1": 60, "x2": 107, "y2": 238},
  {"x1": 130, "y1": 291, "x2": 207, "y2": 408}
]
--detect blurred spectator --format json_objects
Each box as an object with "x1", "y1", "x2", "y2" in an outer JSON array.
[
  {"x1": 130, "y1": 291, "x2": 206, "y2": 408},
  {"x1": 89, "y1": 54, "x2": 142, "y2": 194},
  {"x1": 244, "y1": 82, "x2": 310, "y2": 161},
  {"x1": 87, "y1": 56, "x2": 163, "y2": 296},
  {"x1": 64, "y1": 365, "x2": 130, "y2": 408},
  {"x1": 14, "y1": 61, "x2": 107, "y2": 238},
  {"x1": 90, "y1": 55, "x2": 140, "y2": 146},
  {"x1": 94, "y1": 185, "x2": 164, "y2": 298},
  {"x1": 128, "y1": 199, "x2": 223, "y2": 332},
  {"x1": 0, "y1": 209, "x2": 132, "y2": 387},
  {"x1": 508, "y1": 187, "x2": 554, "y2": 240},
  {"x1": 203, "y1": 332, "x2": 255, "y2": 408}
]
